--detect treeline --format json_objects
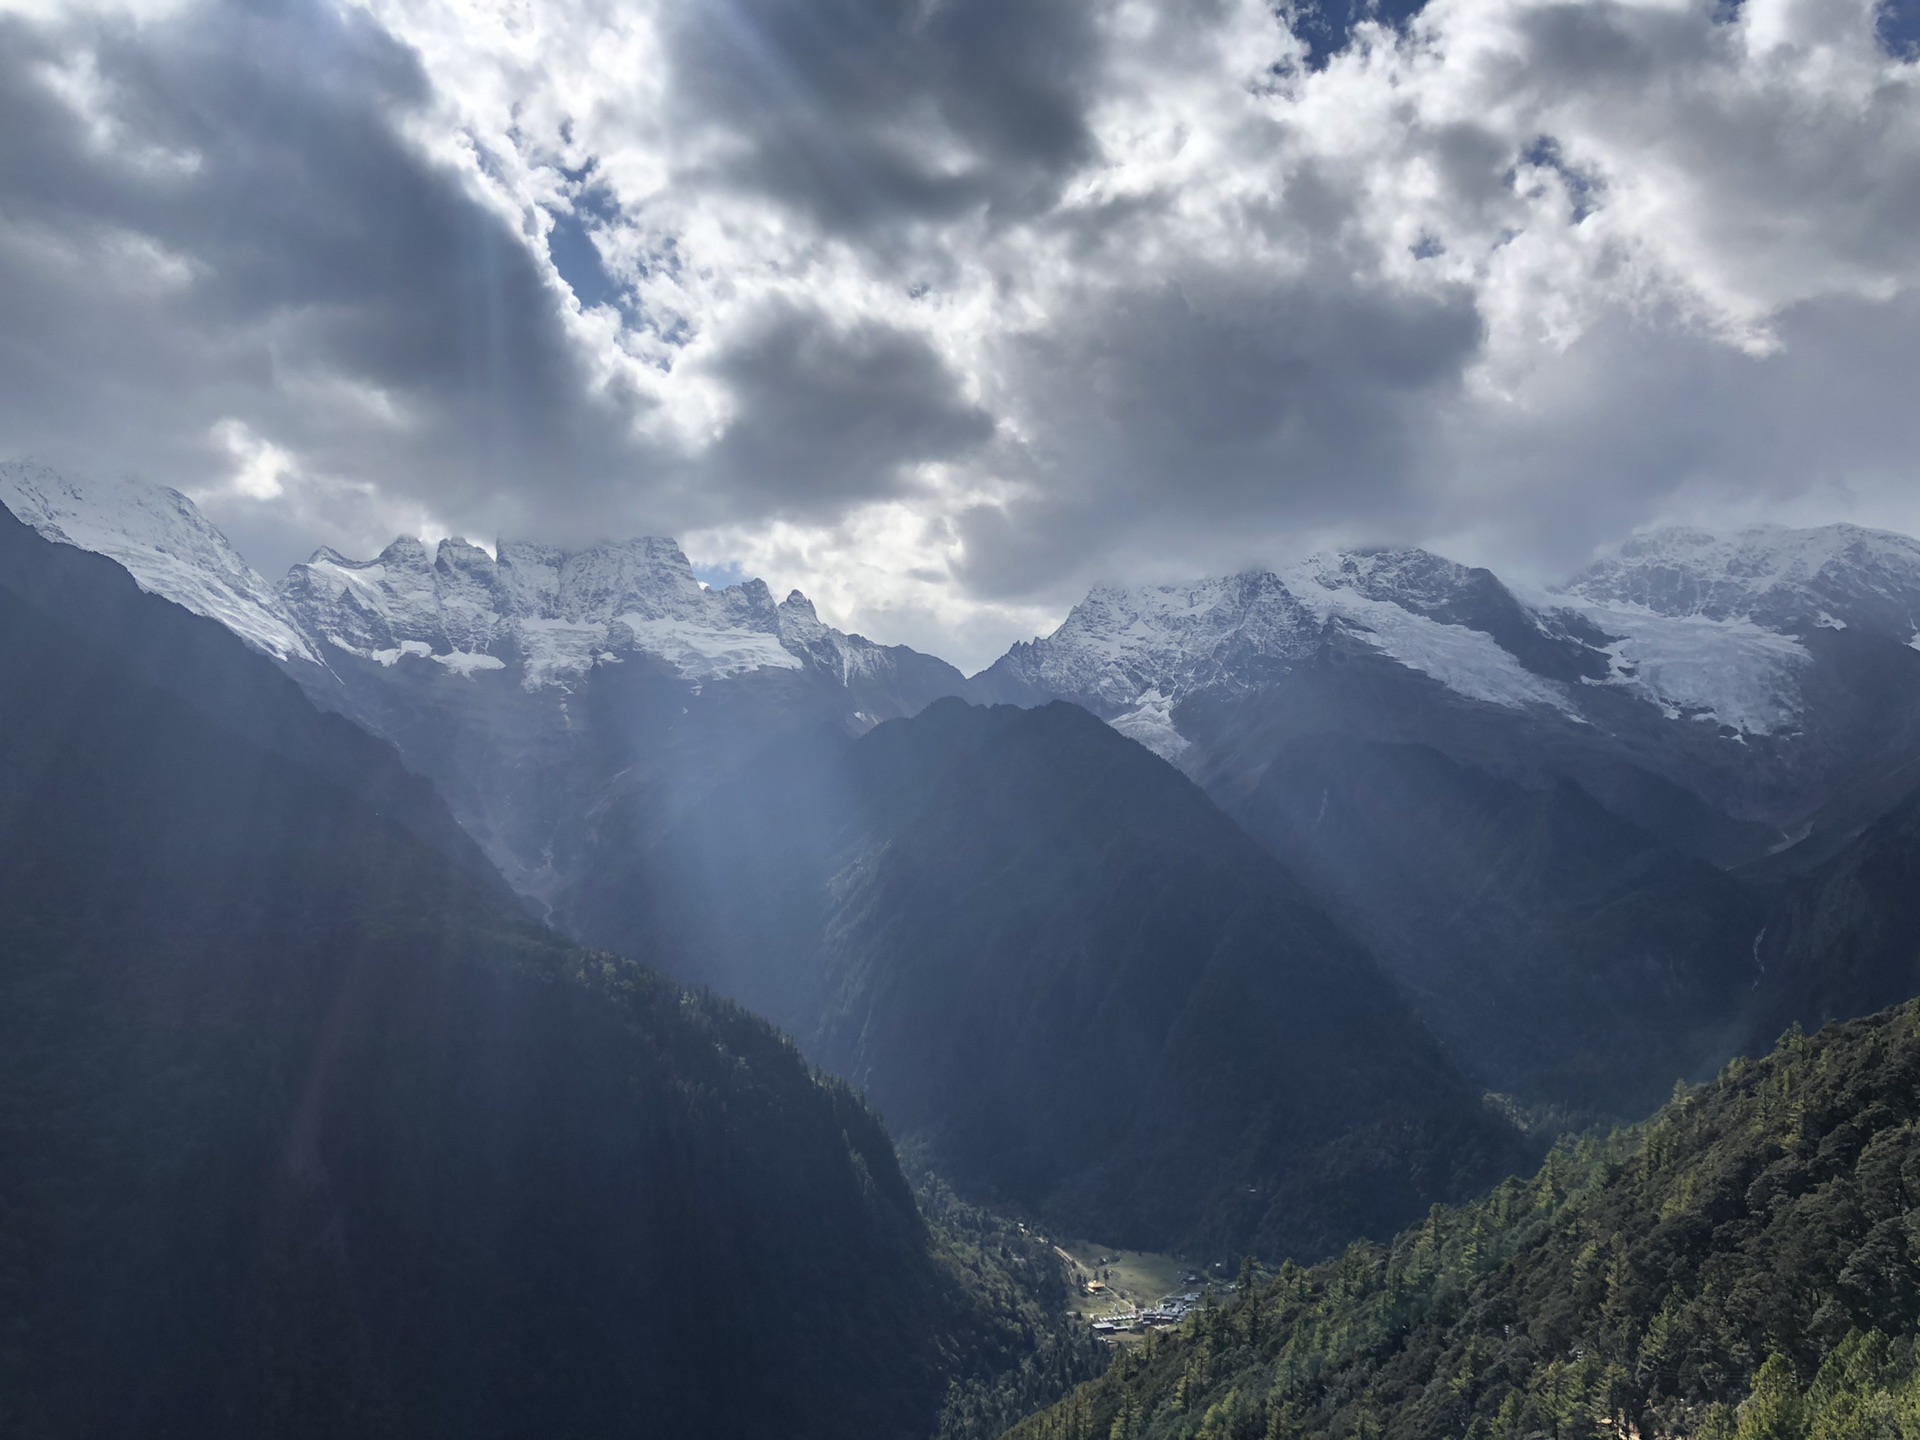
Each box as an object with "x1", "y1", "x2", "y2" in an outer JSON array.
[{"x1": 1009, "y1": 1001, "x2": 1920, "y2": 1440}]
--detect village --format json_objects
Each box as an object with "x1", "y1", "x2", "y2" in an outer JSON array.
[
  {"x1": 1084, "y1": 1290, "x2": 1203, "y2": 1337},
  {"x1": 1046, "y1": 1238, "x2": 1223, "y2": 1343}
]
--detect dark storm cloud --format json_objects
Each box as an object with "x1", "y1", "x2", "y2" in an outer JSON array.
[
  {"x1": 0, "y1": 0, "x2": 653, "y2": 564},
  {"x1": 956, "y1": 266, "x2": 1485, "y2": 597},
  {"x1": 702, "y1": 300, "x2": 994, "y2": 514},
  {"x1": 662, "y1": 0, "x2": 1102, "y2": 239}
]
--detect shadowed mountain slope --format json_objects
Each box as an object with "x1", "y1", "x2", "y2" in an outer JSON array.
[
  {"x1": 1234, "y1": 733, "x2": 1769, "y2": 1119},
  {"x1": 1746, "y1": 785, "x2": 1920, "y2": 1055},
  {"x1": 571, "y1": 698, "x2": 1527, "y2": 1263},
  {"x1": 0, "y1": 506, "x2": 1059, "y2": 1440}
]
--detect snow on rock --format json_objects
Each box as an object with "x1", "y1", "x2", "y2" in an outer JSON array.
[
  {"x1": 1535, "y1": 523, "x2": 1920, "y2": 736},
  {"x1": 613, "y1": 616, "x2": 801, "y2": 682},
  {"x1": 1280, "y1": 553, "x2": 1578, "y2": 716},
  {"x1": 282, "y1": 533, "x2": 855, "y2": 688},
  {"x1": 0, "y1": 461, "x2": 322, "y2": 665},
  {"x1": 1558, "y1": 524, "x2": 1920, "y2": 641},
  {"x1": 1521, "y1": 589, "x2": 1811, "y2": 736},
  {"x1": 433, "y1": 650, "x2": 507, "y2": 677},
  {"x1": 1109, "y1": 689, "x2": 1189, "y2": 760},
  {"x1": 987, "y1": 550, "x2": 1577, "y2": 740}
]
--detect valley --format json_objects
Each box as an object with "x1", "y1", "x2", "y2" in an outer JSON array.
[
  {"x1": 1054, "y1": 1242, "x2": 1207, "y2": 1340},
  {"x1": 11, "y1": 462, "x2": 1920, "y2": 1437},
  {"x1": 4, "y1": 0, "x2": 1914, "y2": 1431}
]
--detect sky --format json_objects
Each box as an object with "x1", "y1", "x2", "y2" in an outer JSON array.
[{"x1": 0, "y1": 0, "x2": 1917, "y2": 670}]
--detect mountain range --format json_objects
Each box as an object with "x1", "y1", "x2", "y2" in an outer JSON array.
[
  {"x1": 15, "y1": 461, "x2": 1920, "y2": 876},
  {"x1": 13, "y1": 458, "x2": 1920, "y2": 1435},
  {"x1": 0, "y1": 500, "x2": 1114, "y2": 1437},
  {"x1": 12, "y1": 463, "x2": 1920, "y2": 1160}
]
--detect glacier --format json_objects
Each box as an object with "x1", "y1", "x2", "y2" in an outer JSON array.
[{"x1": 0, "y1": 460, "x2": 321, "y2": 665}]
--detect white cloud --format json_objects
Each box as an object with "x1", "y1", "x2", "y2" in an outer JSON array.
[{"x1": 206, "y1": 417, "x2": 291, "y2": 500}]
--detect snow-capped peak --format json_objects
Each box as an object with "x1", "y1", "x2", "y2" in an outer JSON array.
[
  {"x1": 279, "y1": 534, "x2": 805, "y2": 686},
  {"x1": 1523, "y1": 523, "x2": 1920, "y2": 737},
  {"x1": 0, "y1": 461, "x2": 321, "y2": 664},
  {"x1": 983, "y1": 529, "x2": 1920, "y2": 759},
  {"x1": 1557, "y1": 523, "x2": 1920, "y2": 640},
  {"x1": 275, "y1": 531, "x2": 938, "y2": 690},
  {"x1": 982, "y1": 548, "x2": 1579, "y2": 758}
]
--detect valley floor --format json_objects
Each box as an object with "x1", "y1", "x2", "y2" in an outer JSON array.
[{"x1": 1053, "y1": 1240, "x2": 1215, "y2": 1345}]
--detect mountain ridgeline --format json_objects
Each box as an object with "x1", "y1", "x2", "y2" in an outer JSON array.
[
  {"x1": 1012, "y1": 998, "x2": 1920, "y2": 1440},
  {"x1": 572, "y1": 697, "x2": 1528, "y2": 1262},
  {"x1": 19, "y1": 466, "x2": 1920, "y2": 1135},
  {"x1": 0, "y1": 505, "x2": 1083, "y2": 1438},
  {"x1": 19, "y1": 464, "x2": 1920, "y2": 1440}
]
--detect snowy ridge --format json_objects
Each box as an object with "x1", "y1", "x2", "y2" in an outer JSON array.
[
  {"x1": 0, "y1": 461, "x2": 321, "y2": 664},
  {"x1": 989, "y1": 526, "x2": 1920, "y2": 757},
  {"x1": 0, "y1": 464, "x2": 930, "y2": 696},
  {"x1": 987, "y1": 550, "x2": 1579, "y2": 757},
  {"x1": 280, "y1": 532, "x2": 905, "y2": 688},
  {"x1": 1558, "y1": 524, "x2": 1920, "y2": 640},
  {"x1": 1535, "y1": 523, "x2": 1920, "y2": 736},
  {"x1": 1280, "y1": 552, "x2": 1577, "y2": 716}
]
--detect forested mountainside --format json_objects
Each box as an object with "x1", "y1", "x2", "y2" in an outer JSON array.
[
  {"x1": 1010, "y1": 998, "x2": 1920, "y2": 1440},
  {"x1": 577, "y1": 697, "x2": 1527, "y2": 1263},
  {"x1": 0, "y1": 507, "x2": 1078, "y2": 1439},
  {"x1": 1237, "y1": 733, "x2": 1767, "y2": 1120}
]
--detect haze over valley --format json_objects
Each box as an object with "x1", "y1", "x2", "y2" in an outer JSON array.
[{"x1": 6, "y1": 0, "x2": 1920, "y2": 1430}]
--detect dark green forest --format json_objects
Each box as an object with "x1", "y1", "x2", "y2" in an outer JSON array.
[{"x1": 1009, "y1": 1000, "x2": 1920, "y2": 1440}]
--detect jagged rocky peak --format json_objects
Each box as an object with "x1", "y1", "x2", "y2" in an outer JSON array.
[
  {"x1": 0, "y1": 459, "x2": 320, "y2": 664},
  {"x1": 989, "y1": 569, "x2": 1323, "y2": 711},
  {"x1": 275, "y1": 529, "x2": 950, "y2": 690},
  {"x1": 1558, "y1": 523, "x2": 1920, "y2": 641},
  {"x1": 982, "y1": 546, "x2": 1583, "y2": 748},
  {"x1": 286, "y1": 532, "x2": 736, "y2": 631}
]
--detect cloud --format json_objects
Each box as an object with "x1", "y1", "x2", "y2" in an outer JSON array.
[
  {"x1": 696, "y1": 299, "x2": 995, "y2": 515},
  {"x1": 957, "y1": 265, "x2": 1486, "y2": 596},
  {"x1": 0, "y1": 0, "x2": 1917, "y2": 668},
  {"x1": 659, "y1": 0, "x2": 1101, "y2": 238},
  {"x1": 0, "y1": 0, "x2": 658, "y2": 568}
]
